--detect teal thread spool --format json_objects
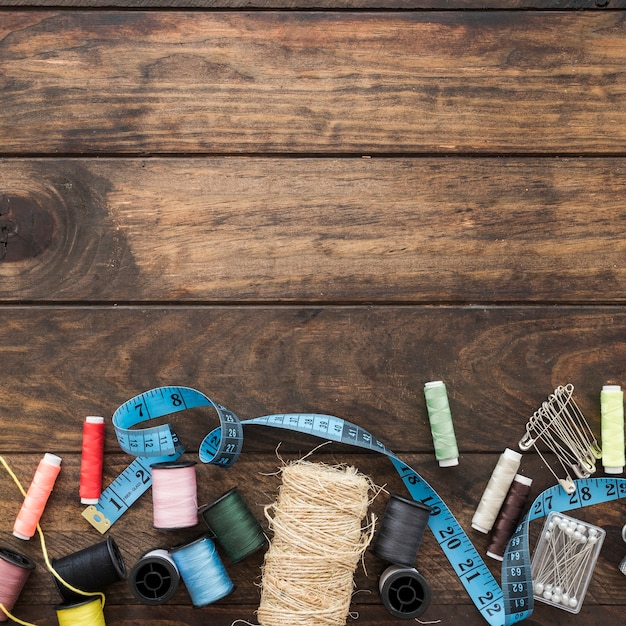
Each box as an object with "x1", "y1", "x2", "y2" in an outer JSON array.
[
  {"x1": 424, "y1": 381, "x2": 459, "y2": 467},
  {"x1": 601, "y1": 385, "x2": 625, "y2": 474},
  {"x1": 199, "y1": 487, "x2": 266, "y2": 563}
]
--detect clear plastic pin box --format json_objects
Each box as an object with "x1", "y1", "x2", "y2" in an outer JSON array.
[{"x1": 531, "y1": 511, "x2": 605, "y2": 614}]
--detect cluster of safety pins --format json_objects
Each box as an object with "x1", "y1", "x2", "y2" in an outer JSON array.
[{"x1": 462, "y1": 383, "x2": 626, "y2": 615}]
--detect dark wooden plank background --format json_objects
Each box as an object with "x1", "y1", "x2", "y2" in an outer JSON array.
[{"x1": 1, "y1": 2, "x2": 625, "y2": 625}]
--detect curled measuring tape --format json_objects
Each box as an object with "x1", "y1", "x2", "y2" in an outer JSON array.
[{"x1": 85, "y1": 386, "x2": 626, "y2": 624}]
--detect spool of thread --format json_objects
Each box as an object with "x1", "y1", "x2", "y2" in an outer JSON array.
[
  {"x1": 171, "y1": 535, "x2": 233, "y2": 607},
  {"x1": 0, "y1": 547, "x2": 36, "y2": 622},
  {"x1": 56, "y1": 597, "x2": 105, "y2": 626},
  {"x1": 52, "y1": 536, "x2": 126, "y2": 603},
  {"x1": 486, "y1": 474, "x2": 533, "y2": 561},
  {"x1": 258, "y1": 461, "x2": 374, "y2": 626},
  {"x1": 13, "y1": 453, "x2": 62, "y2": 540},
  {"x1": 128, "y1": 549, "x2": 180, "y2": 605},
  {"x1": 472, "y1": 448, "x2": 522, "y2": 534},
  {"x1": 151, "y1": 460, "x2": 198, "y2": 530},
  {"x1": 424, "y1": 380, "x2": 459, "y2": 467},
  {"x1": 80, "y1": 416, "x2": 105, "y2": 504},
  {"x1": 379, "y1": 564, "x2": 431, "y2": 620},
  {"x1": 372, "y1": 493, "x2": 432, "y2": 567},
  {"x1": 199, "y1": 487, "x2": 266, "y2": 563},
  {"x1": 601, "y1": 385, "x2": 625, "y2": 474}
]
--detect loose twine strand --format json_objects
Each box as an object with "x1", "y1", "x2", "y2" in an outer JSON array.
[{"x1": 255, "y1": 460, "x2": 377, "y2": 626}]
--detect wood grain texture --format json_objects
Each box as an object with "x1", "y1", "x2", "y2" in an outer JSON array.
[
  {"x1": 1, "y1": 306, "x2": 625, "y2": 454},
  {"x1": 0, "y1": 0, "x2": 620, "y2": 8},
  {"x1": 2, "y1": 12, "x2": 626, "y2": 154},
  {"x1": 1, "y1": 158, "x2": 626, "y2": 302}
]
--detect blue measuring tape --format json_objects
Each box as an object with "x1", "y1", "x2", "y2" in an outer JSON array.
[{"x1": 82, "y1": 386, "x2": 626, "y2": 624}]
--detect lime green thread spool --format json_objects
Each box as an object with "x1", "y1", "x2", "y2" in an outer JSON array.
[
  {"x1": 601, "y1": 385, "x2": 624, "y2": 474},
  {"x1": 199, "y1": 487, "x2": 266, "y2": 563},
  {"x1": 424, "y1": 381, "x2": 459, "y2": 467}
]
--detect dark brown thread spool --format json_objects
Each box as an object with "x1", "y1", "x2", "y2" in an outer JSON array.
[
  {"x1": 486, "y1": 474, "x2": 533, "y2": 561},
  {"x1": 372, "y1": 494, "x2": 432, "y2": 567}
]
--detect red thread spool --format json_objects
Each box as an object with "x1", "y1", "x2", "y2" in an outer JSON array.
[
  {"x1": 0, "y1": 547, "x2": 36, "y2": 621},
  {"x1": 13, "y1": 453, "x2": 62, "y2": 540},
  {"x1": 486, "y1": 474, "x2": 533, "y2": 561},
  {"x1": 80, "y1": 416, "x2": 105, "y2": 504}
]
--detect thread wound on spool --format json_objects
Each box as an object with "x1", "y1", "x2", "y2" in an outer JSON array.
[
  {"x1": 151, "y1": 461, "x2": 198, "y2": 530},
  {"x1": 56, "y1": 597, "x2": 106, "y2": 626},
  {"x1": 486, "y1": 474, "x2": 533, "y2": 561},
  {"x1": 424, "y1": 381, "x2": 459, "y2": 467},
  {"x1": 601, "y1": 385, "x2": 625, "y2": 474},
  {"x1": 257, "y1": 460, "x2": 375, "y2": 626},
  {"x1": 0, "y1": 547, "x2": 36, "y2": 622},
  {"x1": 379, "y1": 564, "x2": 431, "y2": 620},
  {"x1": 128, "y1": 549, "x2": 180, "y2": 606},
  {"x1": 472, "y1": 448, "x2": 522, "y2": 534},
  {"x1": 171, "y1": 535, "x2": 233, "y2": 607},
  {"x1": 80, "y1": 417, "x2": 105, "y2": 505},
  {"x1": 52, "y1": 536, "x2": 126, "y2": 603},
  {"x1": 199, "y1": 487, "x2": 266, "y2": 563},
  {"x1": 13, "y1": 453, "x2": 62, "y2": 540},
  {"x1": 373, "y1": 493, "x2": 431, "y2": 567}
]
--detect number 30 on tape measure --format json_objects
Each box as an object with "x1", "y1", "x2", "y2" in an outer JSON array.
[{"x1": 83, "y1": 386, "x2": 626, "y2": 625}]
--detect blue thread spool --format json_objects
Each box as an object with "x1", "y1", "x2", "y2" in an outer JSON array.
[{"x1": 171, "y1": 535, "x2": 233, "y2": 607}]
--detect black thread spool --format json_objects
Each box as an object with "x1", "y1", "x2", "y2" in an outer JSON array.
[
  {"x1": 373, "y1": 494, "x2": 432, "y2": 567},
  {"x1": 199, "y1": 487, "x2": 266, "y2": 563},
  {"x1": 486, "y1": 474, "x2": 533, "y2": 561},
  {"x1": 128, "y1": 549, "x2": 180, "y2": 605},
  {"x1": 52, "y1": 536, "x2": 127, "y2": 603},
  {"x1": 379, "y1": 565, "x2": 432, "y2": 619}
]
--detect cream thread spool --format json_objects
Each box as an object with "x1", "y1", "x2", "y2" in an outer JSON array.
[
  {"x1": 472, "y1": 448, "x2": 522, "y2": 534},
  {"x1": 600, "y1": 385, "x2": 624, "y2": 474}
]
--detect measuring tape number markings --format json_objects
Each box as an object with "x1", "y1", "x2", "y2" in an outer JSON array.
[{"x1": 84, "y1": 387, "x2": 626, "y2": 624}]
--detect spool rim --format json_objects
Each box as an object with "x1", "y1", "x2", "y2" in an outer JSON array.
[
  {"x1": 55, "y1": 597, "x2": 103, "y2": 611},
  {"x1": 198, "y1": 486, "x2": 238, "y2": 515},
  {"x1": 389, "y1": 493, "x2": 433, "y2": 514},
  {"x1": 128, "y1": 551, "x2": 180, "y2": 605},
  {"x1": 105, "y1": 535, "x2": 128, "y2": 580},
  {"x1": 150, "y1": 460, "x2": 197, "y2": 470},
  {"x1": 379, "y1": 565, "x2": 431, "y2": 619},
  {"x1": 0, "y1": 546, "x2": 36, "y2": 570}
]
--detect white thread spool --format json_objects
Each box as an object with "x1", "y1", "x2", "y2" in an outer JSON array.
[
  {"x1": 471, "y1": 448, "x2": 522, "y2": 534},
  {"x1": 600, "y1": 385, "x2": 624, "y2": 474}
]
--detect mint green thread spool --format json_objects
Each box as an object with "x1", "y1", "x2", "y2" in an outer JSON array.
[
  {"x1": 601, "y1": 385, "x2": 625, "y2": 474},
  {"x1": 424, "y1": 381, "x2": 459, "y2": 467}
]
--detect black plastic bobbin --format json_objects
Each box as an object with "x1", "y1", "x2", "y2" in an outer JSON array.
[
  {"x1": 128, "y1": 549, "x2": 180, "y2": 606},
  {"x1": 379, "y1": 565, "x2": 432, "y2": 620}
]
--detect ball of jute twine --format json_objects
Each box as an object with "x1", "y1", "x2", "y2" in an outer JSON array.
[{"x1": 256, "y1": 460, "x2": 376, "y2": 626}]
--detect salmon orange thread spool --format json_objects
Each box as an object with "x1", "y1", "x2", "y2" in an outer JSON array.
[
  {"x1": 80, "y1": 417, "x2": 105, "y2": 505},
  {"x1": 13, "y1": 453, "x2": 62, "y2": 540}
]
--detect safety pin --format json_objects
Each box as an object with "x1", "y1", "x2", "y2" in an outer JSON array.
[{"x1": 519, "y1": 385, "x2": 598, "y2": 493}]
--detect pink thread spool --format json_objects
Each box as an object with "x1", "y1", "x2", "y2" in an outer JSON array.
[
  {"x1": 0, "y1": 547, "x2": 35, "y2": 621},
  {"x1": 151, "y1": 461, "x2": 198, "y2": 530},
  {"x1": 13, "y1": 453, "x2": 62, "y2": 540}
]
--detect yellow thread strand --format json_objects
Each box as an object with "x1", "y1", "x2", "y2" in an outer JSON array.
[{"x1": 0, "y1": 455, "x2": 106, "y2": 610}]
